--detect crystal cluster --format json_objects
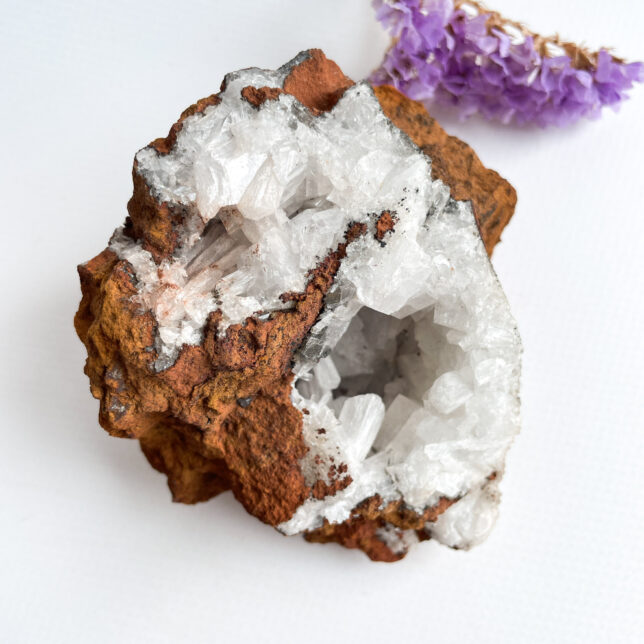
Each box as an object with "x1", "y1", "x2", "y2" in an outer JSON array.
[
  {"x1": 371, "y1": 0, "x2": 643, "y2": 126},
  {"x1": 75, "y1": 50, "x2": 521, "y2": 561}
]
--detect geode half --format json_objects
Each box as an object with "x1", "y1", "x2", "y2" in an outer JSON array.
[{"x1": 75, "y1": 50, "x2": 521, "y2": 561}]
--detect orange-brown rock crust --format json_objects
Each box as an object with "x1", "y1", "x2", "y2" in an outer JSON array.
[
  {"x1": 374, "y1": 210, "x2": 397, "y2": 243},
  {"x1": 305, "y1": 495, "x2": 457, "y2": 562},
  {"x1": 75, "y1": 49, "x2": 515, "y2": 561},
  {"x1": 241, "y1": 85, "x2": 285, "y2": 108},
  {"x1": 373, "y1": 84, "x2": 517, "y2": 255}
]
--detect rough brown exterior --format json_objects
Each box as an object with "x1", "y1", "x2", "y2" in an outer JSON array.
[
  {"x1": 75, "y1": 49, "x2": 516, "y2": 561},
  {"x1": 373, "y1": 84, "x2": 517, "y2": 254},
  {"x1": 241, "y1": 85, "x2": 285, "y2": 108},
  {"x1": 305, "y1": 495, "x2": 457, "y2": 562},
  {"x1": 374, "y1": 210, "x2": 397, "y2": 243}
]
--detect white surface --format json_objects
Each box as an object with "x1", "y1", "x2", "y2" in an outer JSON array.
[{"x1": 0, "y1": 0, "x2": 642, "y2": 642}]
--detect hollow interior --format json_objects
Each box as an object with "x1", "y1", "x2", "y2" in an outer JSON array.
[{"x1": 295, "y1": 300, "x2": 474, "y2": 458}]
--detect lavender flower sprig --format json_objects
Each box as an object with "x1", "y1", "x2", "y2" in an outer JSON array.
[{"x1": 370, "y1": 0, "x2": 643, "y2": 126}]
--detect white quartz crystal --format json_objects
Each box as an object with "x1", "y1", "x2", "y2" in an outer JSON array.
[{"x1": 111, "y1": 53, "x2": 521, "y2": 552}]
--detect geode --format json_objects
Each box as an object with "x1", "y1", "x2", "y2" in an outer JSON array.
[{"x1": 75, "y1": 50, "x2": 521, "y2": 561}]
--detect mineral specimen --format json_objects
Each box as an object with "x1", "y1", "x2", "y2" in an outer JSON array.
[
  {"x1": 372, "y1": 0, "x2": 644, "y2": 126},
  {"x1": 75, "y1": 50, "x2": 521, "y2": 561}
]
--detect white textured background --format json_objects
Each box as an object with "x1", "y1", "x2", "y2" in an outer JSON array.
[{"x1": 1, "y1": 1, "x2": 642, "y2": 642}]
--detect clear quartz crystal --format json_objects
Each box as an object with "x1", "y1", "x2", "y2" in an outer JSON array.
[{"x1": 111, "y1": 57, "x2": 521, "y2": 551}]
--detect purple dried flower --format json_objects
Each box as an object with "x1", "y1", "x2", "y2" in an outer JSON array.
[{"x1": 370, "y1": 0, "x2": 643, "y2": 126}]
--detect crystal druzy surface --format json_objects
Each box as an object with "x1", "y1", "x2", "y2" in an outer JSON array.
[{"x1": 75, "y1": 50, "x2": 521, "y2": 561}]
